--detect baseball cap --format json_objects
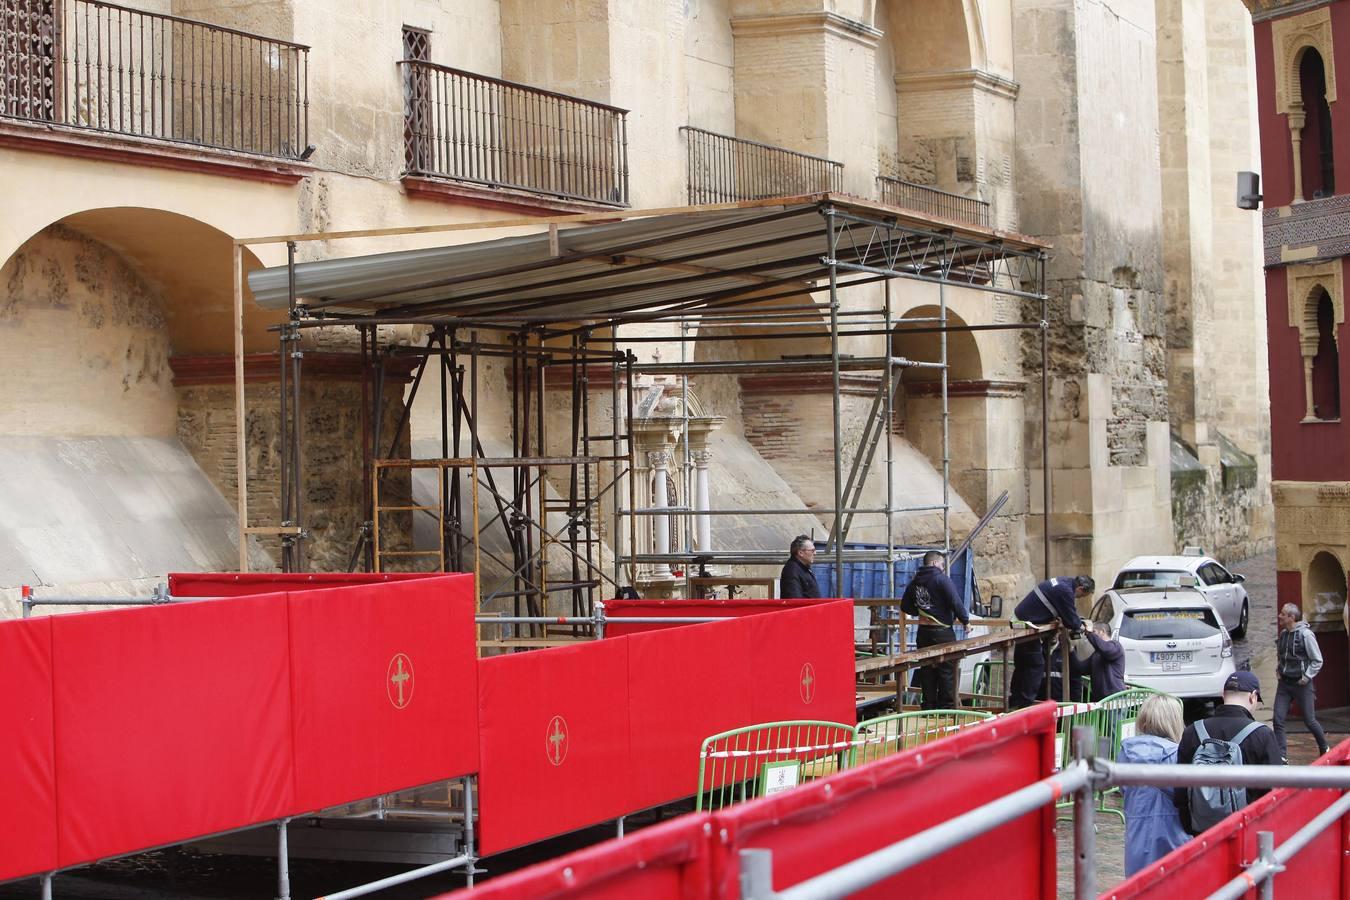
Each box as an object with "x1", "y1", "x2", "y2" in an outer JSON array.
[{"x1": 1225, "y1": 670, "x2": 1262, "y2": 700}]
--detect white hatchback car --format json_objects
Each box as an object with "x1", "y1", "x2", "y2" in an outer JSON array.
[
  {"x1": 1087, "y1": 587, "x2": 1236, "y2": 700},
  {"x1": 1112, "y1": 552, "x2": 1250, "y2": 638}
]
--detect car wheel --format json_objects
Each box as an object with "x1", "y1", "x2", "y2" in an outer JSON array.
[{"x1": 1232, "y1": 599, "x2": 1249, "y2": 639}]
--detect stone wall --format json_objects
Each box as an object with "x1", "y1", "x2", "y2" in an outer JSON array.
[
  {"x1": 685, "y1": 0, "x2": 737, "y2": 135},
  {"x1": 1275, "y1": 481, "x2": 1350, "y2": 625},
  {"x1": 176, "y1": 366, "x2": 412, "y2": 572},
  {"x1": 0, "y1": 226, "x2": 177, "y2": 438}
]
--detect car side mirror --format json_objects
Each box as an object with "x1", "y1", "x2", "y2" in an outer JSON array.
[
  {"x1": 974, "y1": 594, "x2": 1003, "y2": 618},
  {"x1": 1233, "y1": 573, "x2": 1246, "y2": 584}
]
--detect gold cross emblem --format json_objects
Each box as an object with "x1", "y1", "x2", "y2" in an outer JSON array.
[
  {"x1": 546, "y1": 715, "x2": 569, "y2": 766},
  {"x1": 800, "y1": 662, "x2": 816, "y2": 704},
  {"x1": 387, "y1": 653, "x2": 414, "y2": 709}
]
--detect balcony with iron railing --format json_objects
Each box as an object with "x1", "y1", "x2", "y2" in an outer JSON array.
[
  {"x1": 681, "y1": 126, "x2": 843, "y2": 205},
  {"x1": 399, "y1": 60, "x2": 629, "y2": 207},
  {"x1": 0, "y1": 0, "x2": 310, "y2": 160},
  {"x1": 877, "y1": 175, "x2": 990, "y2": 228}
]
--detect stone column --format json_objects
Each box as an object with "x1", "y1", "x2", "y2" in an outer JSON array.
[
  {"x1": 690, "y1": 449, "x2": 713, "y2": 552},
  {"x1": 1303, "y1": 354, "x2": 1317, "y2": 420},
  {"x1": 684, "y1": 414, "x2": 724, "y2": 554},
  {"x1": 1290, "y1": 110, "x2": 1306, "y2": 202},
  {"x1": 648, "y1": 449, "x2": 673, "y2": 578}
]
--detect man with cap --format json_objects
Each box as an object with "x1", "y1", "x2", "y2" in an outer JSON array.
[
  {"x1": 1173, "y1": 671, "x2": 1283, "y2": 834},
  {"x1": 1008, "y1": 575, "x2": 1095, "y2": 708}
]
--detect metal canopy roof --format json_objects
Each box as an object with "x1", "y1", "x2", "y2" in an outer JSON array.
[{"x1": 247, "y1": 194, "x2": 1049, "y2": 326}]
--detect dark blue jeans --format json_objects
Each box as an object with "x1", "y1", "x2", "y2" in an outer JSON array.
[{"x1": 1273, "y1": 678, "x2": 1329, "y2": 757}]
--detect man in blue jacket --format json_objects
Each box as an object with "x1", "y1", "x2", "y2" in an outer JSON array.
[
  {"x1": 1009, "y1": 575, "x2": 1094, "y2": 708},
  {"x1": 901, "y1": 551, "x2": 969, "y2": 709}
]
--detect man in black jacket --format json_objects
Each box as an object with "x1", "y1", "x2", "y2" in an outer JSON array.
[
  {"x1": 1174, "y1": 671, "x2": 1282, "y2": 833},
  {"x1": 1008, "y1": 575, "x2": 1093, "y2": 708},
  {"x1": 901, "y1": 551, "x2": 969, "y2": 709},
  {"x1": 778, "y1": 535, "x2": 820, "y2": 599}
]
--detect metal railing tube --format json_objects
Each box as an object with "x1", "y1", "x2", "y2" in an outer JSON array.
[
  {"x1": 314, "y1": 853, "x2": 471, "y2": 900},
  {"x1": 1072, "y1": 728, "x2": 1095, "y2": 900},
  {"x1": 276, "y1": 818, "x2": 291, "y2": 900},
  {"x1": 772, "y1": 762, "x2": 1092, "y2": 900},
  {"x1": 1102, "y1": 762, "x2": 1350, "y2": 791},
  {"x1": 1207, "y1": 791, "x2": 1350, "y2": 900}
]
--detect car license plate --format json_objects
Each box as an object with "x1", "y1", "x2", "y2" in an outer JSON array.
[{"x1": 1150, "y1": 651, "x2": 1192, "y2": 665}]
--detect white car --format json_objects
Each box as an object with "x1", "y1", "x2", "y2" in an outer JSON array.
[
  {"x1": 1112, "y1": 552, "x2": 1250, "y2": 638},
  {"x1": 1088, "y1": 587, "x2": 1236, "y2": 700}
]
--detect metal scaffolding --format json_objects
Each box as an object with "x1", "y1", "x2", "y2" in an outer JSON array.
[{"x1": 234, "y1": 194, "x2": 1051, "y2": 619}]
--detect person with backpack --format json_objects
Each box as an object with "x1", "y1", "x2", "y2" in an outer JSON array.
[
  {"x1": 1173, "y1": 671, "x2": 1282, "y2": 834},
  {"x1": 1273, "y1": 602, "x2": 1330, "y2": 760}
]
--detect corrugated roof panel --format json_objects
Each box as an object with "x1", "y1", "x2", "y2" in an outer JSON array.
[{"x1": 246, "y1": 195, "x2": 1048, "y2": 324}]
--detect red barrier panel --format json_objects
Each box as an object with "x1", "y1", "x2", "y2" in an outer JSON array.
[
  {"x1": 51, "y1": 595, "x2": 295, "y2": 868},
  {"x1": 625, "y1": 617, "x2": 756, "y2": 812},
  {"x1": 477, "y1": 639, "x2": 633, "y2": 855},
  {"x1": 287, "y1": 575, "x2": 479, "y2": 814},
  {"x1": 744, "y1": 601, "x2": 856, "y2": 726},
  {"x1": 0, "y1": 617, "x2": 57, "y2": 881},
  {"x1": 711, "y1": 703, "x2": 1058, "y2": 898},
  {"x1": 604, "y1": 598, "x2": 835, "y2": 637},
  {"x1": 169, "y1": 571, "x2": 436, "y2": 597},
  {"x1": 436, "y1": 813, "x2": 714, "y2": 900},
  {"x1": 1106, "y1": 739, "x2": 1350, "y2": 899}
]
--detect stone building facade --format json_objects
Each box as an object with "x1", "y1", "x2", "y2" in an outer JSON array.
[{"x1": 0, "y1": 0, "x2": 1270, "y2": 616}]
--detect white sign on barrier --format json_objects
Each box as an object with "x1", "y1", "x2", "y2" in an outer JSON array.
[
  {"x1": 760, "y1": 760, "x2": 802, "y2": 796},
  {"x1": 1054, "y1": 735, "x2": 1065, "y2": 771}
]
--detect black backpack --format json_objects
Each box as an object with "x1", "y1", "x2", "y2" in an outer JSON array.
[{"x1": 1187, "y1": 719, "x2": 1264, "y2": 832}]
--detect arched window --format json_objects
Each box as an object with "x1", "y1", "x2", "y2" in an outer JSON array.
[
  {"x1": 1312, "y1": 291, "x2": 1341, "y2": 419},
  {"x1": 1299, "y1": 48, "x2": 1336, "y2": 199}
]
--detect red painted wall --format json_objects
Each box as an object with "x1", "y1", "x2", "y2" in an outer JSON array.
[
  {"x1": 1253, "y1": 3, "x2": 1350, "y2": 715},
  {"x1": 1277, "y1": 570, "x2": 1349, "y2": 710},
  {"x1": 1257, "y1": 6, "x2": 1350, "y2": 205},
  {"x1": 1265, "y1": 268, "x2": 1350, "y2": 482},
  {"x1": 1255, "y1": 21, "x2": 1293, "y2": 206}
]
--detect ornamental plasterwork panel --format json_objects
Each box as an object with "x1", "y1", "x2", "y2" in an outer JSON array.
[
  {"x1": 1286, "y1": 260, "x2": 1344, "y2": 353},
  {"x1": 1272, "y1": 6, "x2": 1337, "y2": 116}
]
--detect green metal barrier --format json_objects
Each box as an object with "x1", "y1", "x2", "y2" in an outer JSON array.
[
  {"x1": 1087, "y1": 687, "x2": 1161, "y2": 821},
  {"x1": 694, "y1": 720, "x2": 855, "y2": 812},
  {"x1": 850, "y1": 709, "x2": 993, "y2": 767},
  {"x1": 970, "y1": 660, "x2": 1006, "y2": 710}
]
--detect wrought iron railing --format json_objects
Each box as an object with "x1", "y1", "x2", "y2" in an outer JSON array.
[
  {"x1": 681, "y1": 126, "x2": 843, "y2": 205},
  {"x1": 877, "y1": 175, "x2": 990, "y2": 228},
  {"x1": 0, "y1": 0, "x2": 310, "y2": 159},
  {"x1": 400, "y1": 60, "x2": 629, "y2": 207}
]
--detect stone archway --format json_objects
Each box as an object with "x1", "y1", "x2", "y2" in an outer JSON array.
[
  {"x1": 0, "y1": 210, "x2": 276, "y2": 599},
  {"x1": 1306, "y1": 549, "x2": 1348, "y2": 626},
  {"x1": 0, "y1": 209, "x2": 274, "y2": 438},
  {"x1": 892, "y1": 304, "x2": 993, "y2": 511}
]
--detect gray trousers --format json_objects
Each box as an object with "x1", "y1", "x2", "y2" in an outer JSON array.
[{"x1": 1273, "y1": 678, "x2": 1329, "y2": 757}]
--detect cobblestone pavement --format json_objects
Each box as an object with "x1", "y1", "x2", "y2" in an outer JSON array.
[{"x1": 1054, "y1": 549, "x2": 1349, "y2": 898}]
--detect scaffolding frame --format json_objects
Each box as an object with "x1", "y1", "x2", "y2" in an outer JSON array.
[{"x1": 231, "y1": 194, "x2": 1052, "y2": 619}]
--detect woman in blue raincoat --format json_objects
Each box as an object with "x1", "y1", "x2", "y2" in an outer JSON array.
[{"x1": 1120, "y1": 693, "x2": 1191, "y2": 874}]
